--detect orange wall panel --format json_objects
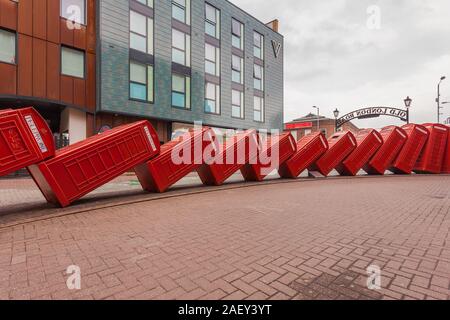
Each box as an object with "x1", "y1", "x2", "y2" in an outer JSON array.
[
  {"x1": 60, "y1": 18, "x2": 74, "y2": 47},
  {"x1": 86, "y1": 0, "x2": 96, "y2": 53},
  {"x1": 46, "y1": 42, "x2": 60, "y2": 101},
  {"x1": 0, "y1": 0, "x2": 18, "y2": 30},
  {"x1": 0, "y1": 63, "x2": 16, "y2": 95},
  {"x1": 73, "y1": 26, "x2": 86, "y2": 50},
  {"x1": 32, "y1": 38, "x2": 47, "y2": 98},
  {"x1": 32, "y1": 0, "x2": 47, "y2": 40},
  {"x1": 60, "y1": 75, "x2": 74, "y2": 104},
  {"x1": 17, "y1": 34, "x2": 32, "y2": 96},
  {"x1": 17, "y1": 0, "x2": 32, "y2": 36},
  {"x1": 47, "y1": 0, "x2": 60, "y2": 43},
  {"x1": 73, "y1": 78, "x2": 86, "y2": 107}
]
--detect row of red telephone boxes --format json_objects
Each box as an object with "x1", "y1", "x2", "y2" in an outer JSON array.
[{"x1": 1, "y1": 107, "x2": 449, "y2": 207}]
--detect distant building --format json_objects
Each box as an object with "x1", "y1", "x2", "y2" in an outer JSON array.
[{"x1": 284, "y1": 113, "x2": 360, "y2": 140}]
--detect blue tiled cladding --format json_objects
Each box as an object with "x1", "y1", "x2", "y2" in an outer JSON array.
[{"x1": 98, "y1": 0, "x2": 284, "y2": 130}]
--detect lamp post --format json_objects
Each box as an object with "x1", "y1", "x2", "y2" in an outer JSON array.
[
  {"x1": 333, "y1": 108, "x2": 340, "y2": 132},
  {"x1": 437, "y1": 76, "x2": 446, "y2": 123},
  {"x1": 404, "y1": 96, "x2": 412, "y2": 124},
  {"x1": 313, "y1": 106, "x2": 320, "y2": 132}
]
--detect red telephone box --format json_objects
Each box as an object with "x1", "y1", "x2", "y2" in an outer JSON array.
[
  {"x1": 413, "y1": 124, "x2": 448, "y2": 174},
  {"x1": 363, "y1": 126, "x2": 408, "y2": 175},
  {"x1": 442, "y1": 125, "x2": 450, "y2": 174},
  {"x1": 278, "y1": 132, "x2": 328, "y2": 178},
  {"x1": 28, "y1": 121, "x2": 160, "y2": 207},
  {"x1": 1, "y1": 107, "x2": 55, "y2": 177}
]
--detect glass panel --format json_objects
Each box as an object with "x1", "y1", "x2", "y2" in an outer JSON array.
[
  {"x1": 232, "y1": 90, "x2": 241, "y2": 106},
  {"x1": 254, "y1": 79, "x2": 262, "y2": 91},
  {"x1": 232, "y1": 70, "x2": 241, "y2": 84},
  {"x1": 172, "y1": 92, "x2": 185, "y2": 108},
  {"x1": 254, "y1": 32, "x2": 261, "y2": 47},
  {"x1": 232, "y1": 35, "x2": 241, "y2": 49},
  {"x1": 130, "y1": 33, "x2": 147, "y2": 53},
  {"x1": 147, "y1": 65, "x2": 154, "y2": 102},
  {"x1": 0, "y1": 30, "x2": 16, "y2": 64},
  {"x1": 205, "y1": 61, "x2": 216, "y2": 75},
  {"x1": 130, "y1": 11, "x2": 146, "y2": 35},
  {"x1": 205, "y1": 83, "x2": 216, "y2": 100},
  {"x1": 130, "y1": 62, "x2": 146, "y2": 84},
  {"x1": 61, "y1": 0, "x2": 86, "y2": 24},
  {"x1": 61, "y1": 47, "x2": 84, "y2": 78},
  {"x1": 205, "y1": 22, "x2": 216, "y2": 38},
  {"x1": 172, "y1": 29, "x2": 185, "y2": 50},
  {"x1": 232, "y1": 19, "x2": 241, "y2": 36},
  {"x1": 232, "y1": 105, "x2": 242, "y2": 118},
  {"x1": 205, "y1": 100, "x2": 215, "y2": 113},
  {"x1": 172, "y1": 74, "x2": 185, "y2": 93},
  {"x1": 205, "y1": 43, "x2": 215, "y2": 61},
  {"x1": 254, "y1": 64, "x2": 262, "y2": 78},
  {"x1": 130, "y1": 83, "x2": 147, "y2": 100},
  {"x1": 254, "y1": 96, "x2": 261, "y2": 110},
  {"x1": 173, "y1": 0, "x2": 185, "y2": 7},
  {"x1": 172, "y1": 4, "x2": 185, "y2": 23},
  {"x1": 254, "y1": 111, "x2": 261, "y2": 122},
  {"x1": 172, "y1": 48, "x2": 185, "y2": 65},
  {"x1": 232, "y1": 55, "x2": 241, "y2": 71},
  {"x1": 185, "y1": 77, "x2": 191, "y2": 109},
  {"x1": 147, "y1": 18, "x2": 154, "y2": 55},
  {"x1": 205, "y1": 3, "x2": 216, "y2": 22},
  {"x1": 254, "y1": 47, "x2": 261, "y2": 59}
]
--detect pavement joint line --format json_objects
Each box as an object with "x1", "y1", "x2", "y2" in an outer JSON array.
[{"x1": 0, "y1": 173, "x2": 447, "y2": 230}]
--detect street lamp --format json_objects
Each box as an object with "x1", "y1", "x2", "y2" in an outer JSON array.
[
  {"x1": 313, "y1": 106, "x2": 320, "y2": 132},
  {"x1": 404, "y1": 96, "x2": 412, "y2": 124},
  {"x1": 333, "y1": 108, "x2": 340, "y2": 132},
  {"x1": 437, "y1": 76, "x2": 446, "y2": 123}
]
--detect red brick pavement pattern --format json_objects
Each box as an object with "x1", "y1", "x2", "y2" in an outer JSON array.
[{"x1": 0, "y1": 176, "x2": 449, "y2": 300}]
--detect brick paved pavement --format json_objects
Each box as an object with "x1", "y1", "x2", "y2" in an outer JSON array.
[{"x1": 0, "y1": 175, "x2": 449, "y2": 300}]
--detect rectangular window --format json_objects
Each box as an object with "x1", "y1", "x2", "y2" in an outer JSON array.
[
  {"x1": 205, "y1": 43, "x2": 220, "y2": 76},
  {"x1": 61, "y1": 0, "x2": 86, "y2": 25},
  {"x1": 232, "y1": 90, "x2": 244, "y2": 119},
  {"x1": 253, "y1": 31, "x2": 264, "y2": 60},
  {"x1": 205, "y1": 82, "x2": 220, "y2": 114},
  {"x1": 172, "y1": 0, "x2": 190, "y2": 25},
  {"x1": 130, "y1": 10, "x2": 154, "y2": 55},
  {"x1": 172, "y1": 74, "x2": 191, "y2": 109},
  {"x1": 136, "y1": 0, "x2": 154, "y2": 8},
  {"x1": 130, "y1": 61, "x2": 154, "y2": 102},
  {"x1": 254, "y1": 96, "x2": 264, "y2": 122},
  {"x1": 232, "y1": 54, "x2": 243, "y2": 84},
  {"x1": 205, "y1": 3, "x2": 220, "y2": 39},
  {"x1": 0, "y1": 29, "x2": 16, "y2": 64},
  {"x1": 253, "y1": 64, "x2": 264, "y2": 91},
  {"x1": 231, "y1": 19, "x2": 244, "y2": 50},
  {"x1": 172, "y1": 29, "x2": 191, "y2": 67},
  {"x1": 61, "y1": 46, "x2": 85, "y2": 78}
]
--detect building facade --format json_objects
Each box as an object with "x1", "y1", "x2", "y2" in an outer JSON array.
[
  {"x1": 0, "y1": 0, "x2": 284, "y2": 146},
  {"x1": 285, "y1": 113, "x2": 360, "y2": 141}
]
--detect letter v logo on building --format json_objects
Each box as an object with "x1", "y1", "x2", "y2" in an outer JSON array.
[{"x1": 271, "y1": 40, "x2": 282, "y2": 58}]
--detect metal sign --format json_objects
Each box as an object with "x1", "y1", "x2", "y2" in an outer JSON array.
[
  {"x1": 272, "y1": 40, "x2": 282, "y2": 58},
  {"x1": 336, "y1": 107, "x2": 408, "y2": 128}
]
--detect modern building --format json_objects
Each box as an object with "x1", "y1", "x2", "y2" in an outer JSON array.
[
  {"x1": 0, "y1": 0, "x2": 284, "y2": 146},
  {"x1": 285, "y1": 113, "x2": 360, "y2": 140}
]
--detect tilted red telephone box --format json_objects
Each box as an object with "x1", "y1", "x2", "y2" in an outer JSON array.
[
  {"x1": 390, "y1": 124, "x2": 429, "y2": 174},
  {"x1": 28, "y1": 121, "x2": 160, "y2": 207},
  {"x1": 278, "y1": 132, "x2": 328, "y2": 178},
  {"x1": 442, "y1": 125, "x2": 450, "y2": 174},
  {"x1": 135, "y1": 127, "x2": 216, "y2": 193},
  {"x1": 336, "y1": 129, "x2": 383, "y2": 176},
  {"x1": 196, "y1": 130, "x2": 259, "y2": 186},
  {"x1": 308, "y1": 131, "x2": 357, "y2": 176},
  {"x1": 1, "y1": 108, "x2": 55, "y2": 177},
  {"x1": 241, "y1": 132, "x2": 297, "y2": 181},
  {"x1": 363, "y1": 126, "x2": 408, "y2": 175},
  {"x1": 413, "y1": 123, "x2": 448, "y2": 174}
]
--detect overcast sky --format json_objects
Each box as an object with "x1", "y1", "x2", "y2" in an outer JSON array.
[{"x1": 234, "y1": 0, "x2": 450, "y2": 128}]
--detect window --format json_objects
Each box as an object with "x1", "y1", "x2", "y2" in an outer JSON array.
[
  {"x1": 130, "y1": 10, "x2": 154, "y2": 55},
  {"x1": 136, "y1": 0, "x2": 154, "y2": 7},
  {"x1": 232, "y1": 55, "x2": 243, "y2": 84},
  {"x1": 205, "y1": 82, "x2": 220, "y2": 114},
  {"x1": 205, "y1": 3, "x2": 220, "y2": 39},
  {"x1": 61, "y1": 0, "x2": 86, "y2": 25},
  {"x1": 254, "y1": 96, "x2": 264, "y2": 122},
  {"x1": 205, "y1": 43, "x2": 220, "y2": 76},
  {"x1": 172, "y1": 29, "x2": 191, "y2": 67},
  {"x1": 0, "y1": 29, "x2": 16, "y2": 64},
  {"x1": 253, "y1": 64, "x2": 264, "y2": 91},
  {"x1": 232, "y1": 19, "x2": 243, "y2": 50},
  {"x1": 61, "y1": 47, "x2": 85, "y2": 78},
  {"x1": 172, "y1": 74, "x2": 191, "y2": 109},
  {"x1": 130, "y1": 61, "x2": 154, "y2": 102},
  {"x1": 253, "y1": 31, "x2": 264, "y2": 60},
  {"x1": 232, "y1": 90, "x2": 244, "y2": 119},
  {"x1": 172, "y1": 0, "x2": 190, "y2": 25}
]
